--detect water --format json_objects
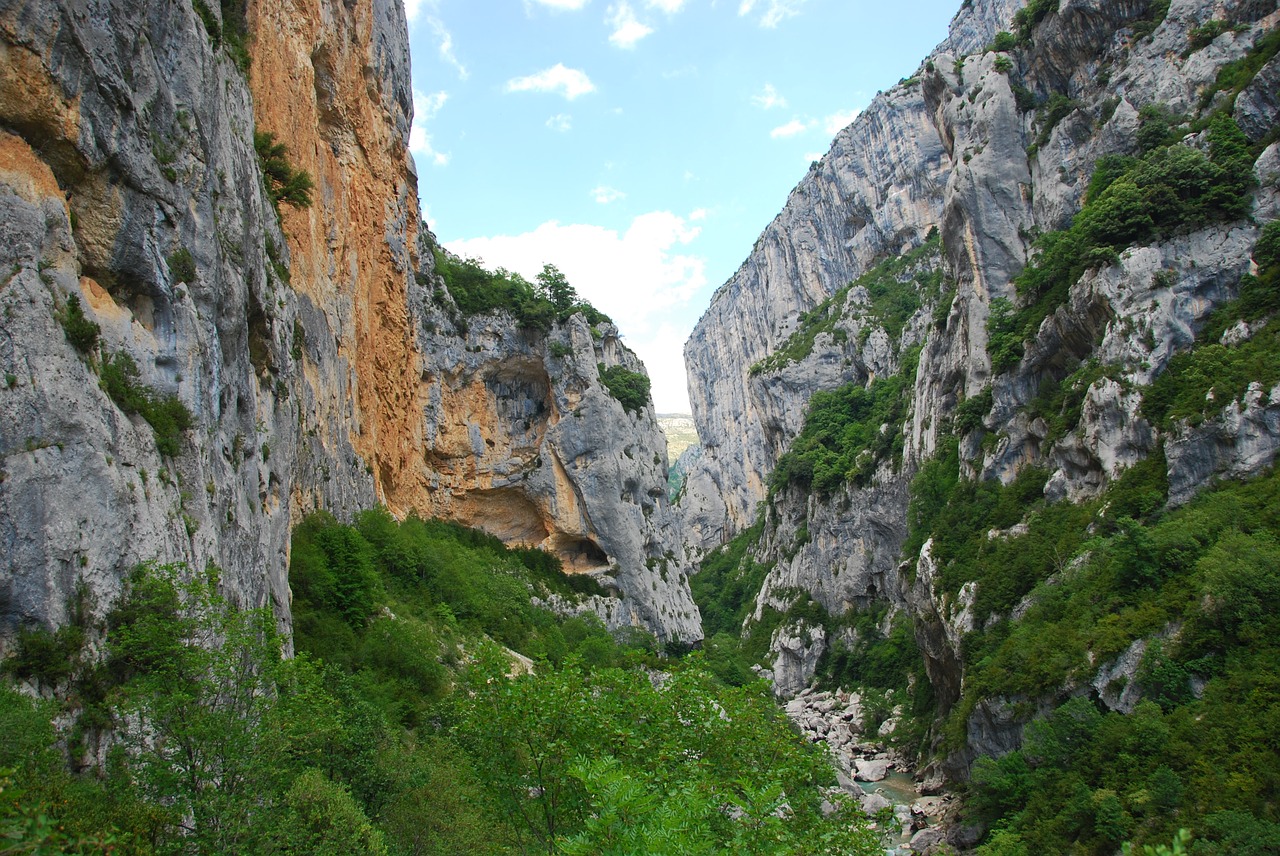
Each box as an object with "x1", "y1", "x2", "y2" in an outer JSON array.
[
  {"x1": 862, "y1": 770, "x2": 918, "y2": 804},
  {"x1": 862, "y1": 771, "x2": 920, "y2": 853}
]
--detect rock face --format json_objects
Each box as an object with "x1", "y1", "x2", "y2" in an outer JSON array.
[
  {"x1": 0, "y1": 0, "x2": 698, "y2": 645},
  {"x1": 682, "y1": 0, "x2": 1280, "y2": 776}
]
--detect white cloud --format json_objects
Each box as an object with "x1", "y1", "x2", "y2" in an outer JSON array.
[
  {"x1": 824, "y1": 108, "x2": 861, "y2": 134},
  {"x1": 445, "y1": 211, "x2": 708, "y2": 412},
  {"x1": 405, "y1": 0, "x2": 425, "y2": 23},
  {"x1": 739, "y1": 0, "x2": 808, "y2": 28},
  {"x1": 546, "y1": 113, "x2": 573, "y2": 132},
  {"x1": 751, "y1": 83, "x2": 787, "y2": 110},
  {"x1": 608, "y1": 2, "x2": 654, "y2": 49},
  {"x1": 409, "y1": 89, "x2": 450, "y2": 166},
  {"x1": 591, "y1": 185, "x2": 626, "y2": 204},
  {"x1": 770, "y1": 118, "x2": 811, "y2": 138},
  {"x1": 506, "y1": 64, "x2": 597, "y2": 99},
  {"x1": 528, "y1": 0, "x2": 591, "y2": 9},
  {"x1": 646, "y1": 0, "x2": 687, "y2": 12}
]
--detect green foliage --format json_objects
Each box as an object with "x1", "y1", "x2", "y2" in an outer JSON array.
[
  {"x1": 1196, "y1": 25, "x2": 1280, "y2": 115},
  {"x1": 167, "y1": 246, "x2": 196, "y2": 284},
  {"x1": 58, "y1": 293, "x2": 100, "y2": 355},
  {"x1": 989, "y1": 31, "x2": 1018, "y2": 52},
  {"x1": 290, "y1": 507, "x2": 623, "y2": 723},
  {"x1": 1012, "y1": 0, "x2": 1056, "y2": 41},
  {"x1": 690, "y1": 519, "x2": 770, "y2": 641},
  {"x1": 220, "y1": 0, "x2": 251, "y2": 73},
  {"x1": 1130, "y1": 0, "x2": 1170, "y2": 41},
  {"x1": 435, "y1": 252, "x2": 611, "y2": 331},
  {"x1": 955, "y1": 466, "x2": 1280, "y2": 852},
  {"x1": 816, "y1": 608, "x2": 920, "y2": 694},
  {"x1": 450, "y1": 648, "x2": 882, "y2": 854},
  {"x1": 994, "y1": 55, "x2": 1014, "y2": 74},
  {"x1": 1186, "y1": 20, "x2": 1232, "y2": 54},
  {"x1": 750, "y1": 232, "x2": 941, "y2": 375},
  {"x1": 1035, "y1": 93, "x2": 1081, "y2": 146},
  {"x1": 986, "y1": 297, "x2": 1025, "y2": 373},
  {"x1": 597, "y1": 364, "x2": 652, "y2": 414},
  {"x1": 768, "y1": 364, "x2": 914, "y2": 496},
  {"x1": 1136, "y1": 103, "x2": 1186, "y2": 153},
  {"x1": 993, "y1": 117, "x2": 1256, "y2": 374},
  {"x1": 2, "y1": 624, "x2": 85, "y2": 690},
  {"x1": 100, "y1": 351, "x2": 194, "y2": 457},
  {"x1": 1141, "y1": 322, "x2": 1280, "y2": 427},
  {"x1": 1253, "y1": 219, "x2": 1280, "y2": 272},
  {"x1": 254, "y1": 130, "x2": 314, "y2": 209}
]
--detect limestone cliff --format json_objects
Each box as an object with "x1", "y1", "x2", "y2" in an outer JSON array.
[
  {"x1": 0, "y1": 0, "x2": 698, "y2": 645},
  {"x1": 683, "y1": 0, "x2": 1280, "y2": 776}
]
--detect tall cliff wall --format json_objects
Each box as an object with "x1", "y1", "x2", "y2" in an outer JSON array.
[
  {"x1": 684, "y1": 0, "x2": 1280, "y2": 774},
  {"x1": 0, "y1": 0, "x2": 698, "y2": 645}
]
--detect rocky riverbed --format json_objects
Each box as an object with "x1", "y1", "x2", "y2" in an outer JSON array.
[{"x1": 784, "y1": 686, "x2": 976, "y2": 854}]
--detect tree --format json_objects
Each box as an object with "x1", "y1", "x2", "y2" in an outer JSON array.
[
  {"x1": 450, "y1": 647, "x2": 882, "y2": 854},
  {"x1": 537, "y1": 263, "x2": 578, "y2": 314}
]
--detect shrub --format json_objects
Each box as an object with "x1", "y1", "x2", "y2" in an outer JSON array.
[
  {"x1": 254, "y1": 131, "x2": 314, "y2": 209},
  {"x1": 1186, "y1": 20, "x2": 1231, "y2": 54},
  {"x1": 100, "y1": 351, "x2": 193, "y2": 457},
  {"x1": 59, "y1": 294, "x2": 100, "y2": 354},
  {"x1": 989, "y1": 31, "x2": 1018, "y2": 52},
  {"x1": 597, "y1": 364, "x2": 651, "y2": 413},
  {"x1": 167, "y1": 247, "x2": 196, "y2": 284},
  {"x1": 1254, "y1": 220, "x2": 1280, "y2": 273},
  {"x1": 1012, "y1": 0, "x2": 1057, "y2": 41}
]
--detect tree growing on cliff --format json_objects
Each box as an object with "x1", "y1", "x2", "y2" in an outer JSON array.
[{"x1": 254, "y1": 130, "x2": 314, "y2": 210}]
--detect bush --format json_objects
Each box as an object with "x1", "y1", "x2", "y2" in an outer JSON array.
[
  {"x1": 769, "y1": 357, "x2": 915, "y2": 496},
  {"x1": 597, "y1": 364, "x2": 651, "y2": 414},
  {"x1": 254, "y1": 131, "x2": 313, "y2": 209},
  {"x1": 1253, "y1": 220, "x2": 1280, "y2": 273},
  {"x1": 59, "y1": 294, "x2": 100, "y2": 355},
  {"x1": 167, "y1": 247, "x2": 196, "y2": 284},
  {"x1": 100, "y1": 351, "x2": 193, "y2": 457},
  {"x1": 989, "y1": 31, "x2": 1018, "y2": 52}
]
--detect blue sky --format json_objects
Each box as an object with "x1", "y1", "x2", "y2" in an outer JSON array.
[{"x1": 406, "y1": 0, "x2": 962, "y2": 412}]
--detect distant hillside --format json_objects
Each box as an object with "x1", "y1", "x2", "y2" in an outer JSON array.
[{"x1": 657, "y1": 414, "x2": 700, "y2": 459}]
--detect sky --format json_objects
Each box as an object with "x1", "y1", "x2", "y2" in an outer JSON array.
[{"x1": 405, "y1": 0, "x2": 962, "y2": 413}]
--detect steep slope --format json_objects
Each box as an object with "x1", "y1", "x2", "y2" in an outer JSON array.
[
  {"x1": 685, "y1": 0, "x2": 1280, "y2": 801},
  {"x1": 0, "y1": 0, "x2": 698, "y2": 646},
  {"x1": 681, "y1": 0, "x2": 1022, "y2": 552}
]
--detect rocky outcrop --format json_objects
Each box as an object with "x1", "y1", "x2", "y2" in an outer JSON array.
[
  {"x1": 0, "y1": 0, "x2": 698, "y2": 646},
  {"x1": 684, "y1": 0, "x2": 1280, "y2": 783},
  {"x1": 410, "y1": 295, "x2": 701, "y2": 641},
  {"x1": 681, "y1": 78, "x2": 952, "y2": 550}
]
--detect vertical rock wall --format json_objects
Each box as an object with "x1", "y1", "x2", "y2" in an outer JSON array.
[{"x1": 0, "y1": 0, "x2": 699, "y2": 646}]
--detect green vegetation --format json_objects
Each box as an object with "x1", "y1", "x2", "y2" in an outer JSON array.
[
  {"x1": 1130, "y1": 0, "x2": 1170, "y2": 42},
  {"x1": 58, "y1": 293, "x2": 100, "y2": 355},
  {"x1": 988, "y1": 31, "x2": 1018, "y2": 52},
  {"x1": 768, "y1": 351, "x2": 917, "y2": 496},
  {"x1": 906, "y1": 430, "x2": 1280, "y2": 853},
  {"x1": 1012, "y1": 0, "x2": 1057, "y2": 41},
  {"x1": 597, "y1": 364, "x2": 652, "y2": 414},
  {"x1": 991, "y1": 115, "x2": 1255, "y2": 373},
  {"x1": 167, "y1": 247, "x2": 196, "y2": 285},
  {"x1": 253, "y1": 131, "x2": 314, "y2": 210},
  {"x1": 1185, "y1": 19, "x2": 1234, "y2": 54},
  {"x1": 750, "y1": 231, "x2": 941, "y2": 376},
  {"x1": 689, "y1": 518, "x2": 770, "y2": 643},
  {"x1": 1034, "y1": 93, "x2": 1081, "y2": 147},
  {"x1": 100, "y1": 352, "x2": 193, "y2": 457},
  {"x1": 1195, "y1": 25, "x2": 1280, "y2": 117},
  {"x1": 2, "y1": 507, "x2": 884, "y2": 854},
  {"x1": 434, "y1": 254, "x2": 611, "y2": 332},
  {"x1": 1142, "y1": 225, "x2": 1280, "y2": 427}
]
